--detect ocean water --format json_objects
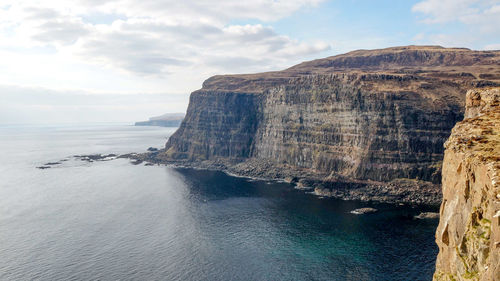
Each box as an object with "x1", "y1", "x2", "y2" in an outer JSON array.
[{"x1": 0, "y1": 124, "x2": 439, "y2": 281}]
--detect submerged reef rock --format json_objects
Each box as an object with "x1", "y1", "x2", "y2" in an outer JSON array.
[
  {"x1": 153, "y1": 46, "x2": 500, "y2": 204},
  {"x1": 434, "y1": 88, "x2": 500, "y2": 281},
  {"x1": 350, "y1": 208, "x2": 378, "y2": 215}
]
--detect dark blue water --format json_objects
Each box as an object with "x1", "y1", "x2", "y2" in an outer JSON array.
[{"x1": 0, "y1": 124, "x2": 439, "y2": 280}]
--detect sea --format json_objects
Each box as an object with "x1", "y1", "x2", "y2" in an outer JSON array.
[{"x1": 0, "y1": 124, "x2": 439, "y2": 281}]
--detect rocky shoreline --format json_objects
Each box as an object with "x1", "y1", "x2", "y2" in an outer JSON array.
[
  {"x1": 36, "y1": 149, "x2": 442, "y2": 205},
  {"x1": 130, "y1": 150, "x2": 442, "y2": 205}
]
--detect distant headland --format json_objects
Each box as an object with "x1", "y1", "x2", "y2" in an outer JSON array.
[{"x1": 135, "y1": 112, "x2": 185, "y2": 127}]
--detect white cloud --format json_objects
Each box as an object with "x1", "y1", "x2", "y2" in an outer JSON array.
[
  {"x1": 67, "y1": 21, "x2": 330, "y2": 76},
  {"x1": 0, "y1": 0, "x2": 330, "y2": 123},
  {"x1": 78, "y1": 0, "x2": 324, "y2": 23},
  {"x1": 412, "y1": 0, "x2": 500, "y2": 27},
  {"x1": 0, "y1": 0, "x2": 329, "y2": 77},
  {"x1": 412, "y1": 0, "x2": 480, "y2": 23},
  {"x1": 412, "y1": 0, "x2": 500, "y2": 49},
  {"x1": 484, "y1": 43, "x2": 500, "y2": 50}
]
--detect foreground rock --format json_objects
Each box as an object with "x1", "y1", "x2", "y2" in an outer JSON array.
[
  {"x1": 433, "y1": 88, "x2": 500, "y2": 280},
  {"x1": 312, "y1": 178, "x2": 441, "y2": 204},
  {"x1": 151, "y1": 46, "x2": 500, "y2": 204},
  {"x1": 350, "y1": 207, "x2": 378, "y2": 215}
]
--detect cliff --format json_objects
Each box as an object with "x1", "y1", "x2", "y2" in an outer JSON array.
[
  {"x1": 155, "y1": 46, "x2": 500, "y2": 204},
  {"x1": 434, "y1": 88, "x2": 500, "y2": 280}
]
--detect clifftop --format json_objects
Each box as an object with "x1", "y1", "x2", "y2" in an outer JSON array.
[
  {"x1": 202, "y1": 46, "x2": 500, "y2": 92},
  {"x1": 445, "y1": 88, "x2": 500, "y2": 163},
  {"x1": 291, "y1": 45, "x2": 498, "y2": 71},
  {"x1": 434, "y1": 88, "x2": 500, "y2": 280}
]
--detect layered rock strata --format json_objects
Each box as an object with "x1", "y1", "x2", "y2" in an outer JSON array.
[
  {"x1": 434, "y1": 88, "x2": 500, "y2": 280},
  {"x1": 154, "y1": 46, "x2": 500, "y2": 204}
]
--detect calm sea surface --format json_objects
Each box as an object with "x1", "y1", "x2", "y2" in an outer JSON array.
[{"x1": 0, "y1": 124, "x2": 439, "y2": 281}]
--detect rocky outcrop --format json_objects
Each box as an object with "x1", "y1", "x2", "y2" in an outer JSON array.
[
  {"x1": 156, "y1": 46, "x2": 500, "y2": 204},
  {"x1": 434, "y1": 88, "x2": 500, "y2": 280},
  {"x1": 350, "y1": 207, "x2": 378, "y2": 215}
]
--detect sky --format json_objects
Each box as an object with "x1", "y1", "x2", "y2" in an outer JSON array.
[{"x1": 1, "y1": 0, "x2": 499, "y2": 124}]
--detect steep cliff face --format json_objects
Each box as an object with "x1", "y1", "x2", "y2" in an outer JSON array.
[
  {"x1": 252, "y1": 74, "x2": 462, "y2": 182},
  {"x1": 434, "y1": 88, "x2": 500, "y2": 281},
  {"x1": 161, "y1": 46, "x2": 500, "y2": 202},
  {"x1": 165, "y1": 91, "x2": 261, "y2": 160}
]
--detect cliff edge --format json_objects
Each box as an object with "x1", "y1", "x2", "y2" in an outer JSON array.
[
  {"x1": 153, "y1": 46, "x2": 500, "y2": 204},
  {"x1": 434, "y1": 88, "x2": 500, "y2": 280}
]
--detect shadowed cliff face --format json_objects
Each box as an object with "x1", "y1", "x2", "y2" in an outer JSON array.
[
  {"x1": 165, "y1": 91, "x2": 262, "y2": 160},
  {"x1": 434, "y1": 88, "x2": 500, "y2": 281},
  {"x1": 164, "y1": 46, "x2": 500, "y2": 185}
]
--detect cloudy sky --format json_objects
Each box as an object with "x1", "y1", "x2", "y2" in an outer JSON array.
[{"x1": 1, "y1": 0, "x2": 499, "y2": 124}]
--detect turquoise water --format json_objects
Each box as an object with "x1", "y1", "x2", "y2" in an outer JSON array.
[{"x1": 0, "y1": 124, "x2": 439, "y2": 280}]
